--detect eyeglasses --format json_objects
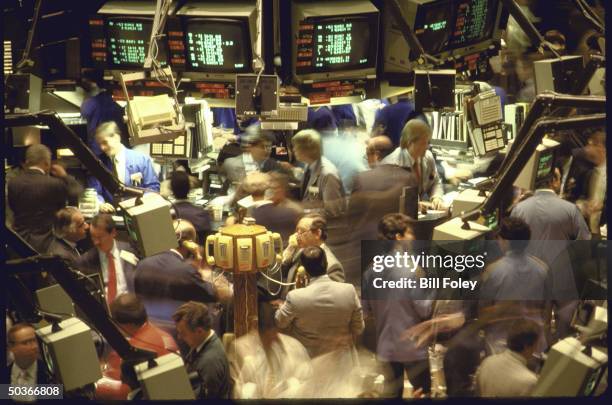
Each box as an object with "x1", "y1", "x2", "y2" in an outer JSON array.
[
  {"x1": 11, "y1": 337, "x2": 37, "y2": 346},
  {"x1": 296, "y1": 228, "x2": 312, "y2": 236}
]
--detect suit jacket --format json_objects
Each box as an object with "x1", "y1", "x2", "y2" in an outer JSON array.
[
  {"x1": 187, "y1": 333, "x2": 231, "y2": 399},
  {"x1": 9, "y1": 359, "x2": 53, "y2": 385},
  {"x1": 275, "y1": 275, "x2": 364, "y2": 358},
  {"x1": 134, "y1": 250, "x2": 217, "y2": 332},
  {"x1": 47, "y1": 236, "x2": 82, "y2": 267},
  {"x1": 8, "y1": 169, "x2": 82, "y2": 253},
  {"x1": 75, "y1": 241, "x2": 138, "y2": 293},
  {"x1": 382, "y1": 148, "x2": 443, "y2": 200},
  {"x1": 301, "y1": 157, "x2": 346, "y2": 218},
  {"x1": 281, "y1": 244, "x2": 345, "y2": 298},
  {"x1": 174, "y1": 201, "x2": 212, "y2": 244},
  {"x1": 349, "y1": 164, "x2": 418, "y2": 238},
  {"x1": 88, "y1": 147, "x2": 160, "y2": 203}
]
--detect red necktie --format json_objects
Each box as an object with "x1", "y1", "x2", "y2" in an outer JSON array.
[{"x1": 106, "y1": 251, "x2": 117, "y2": 305}]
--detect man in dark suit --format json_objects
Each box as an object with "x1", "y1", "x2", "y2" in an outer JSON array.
[
  {"x1": 47, "y1": 207, "x2": 90, "y2": 266},
  {"x1": 170, "y1": 171, "x2": 211, "y2": 244},
  {"x1": 8, "y1": 323, "x2": 52, "y2": 401},
  {"x1": 7, "y1": 144, "x2": 82, "y2": 253},
  {"x1": 173, "y1": 301, "x2": 231, "y2": 399},
  {"x1": 349, "y1": 136, "x2": 418, "y2": 238},
  {"x1": 76, "y1": 214, "x2": 139, "y2": 306},
  {"x1": 220, "y1": 131, "x2": 284, "y2": 193},
  {"x1": 134, "y1": 220, "x2": 217, "y2": 334}
]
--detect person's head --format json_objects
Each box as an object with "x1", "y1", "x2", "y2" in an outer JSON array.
[
  {"x1": 378, "y1": 213, "x2": 415, "y2": 241},
  {"x1": 585, "y1": 128, "x2": 606, "y2": 166},
  {"x1": 267, "y1": 172, "x2": 290, "y2": 204},
  {"x1": 25, "y1": 144, "x2": 52, "y2": 173},
  {"x1": 497, "y1": 217, "x2": 531, "y2": 253},
  {"x1": 536, "y1": 166, "x2": 562, "y2": 193},
  {"x1": 8, "y1": 323, "x2": 39, "y2": 369},
  {"x1": 400, "y1": 119, "x2": 432, "y2": 160},
  {"x1": 292, "y1": 129, "x2": 322, "y2": 164},
  {"x1": 110, "y1": 293, "x2": 148, "y2": 336},
  {"x1": 244, "y1": 132, "x2": 273, "y2": 163},
  {"x1": 295, "y1": 213, "x2": 327, "y2": 248},
  {"x1": 170, "y1": 170, "x2": 191, "y2": 200},
  {"x1": 90, "y1": 214, "x2": 117, "y2": 253},
  {"x1": 544, "y1": 29, "x2": 566, "y2": 54},
  {"x1": 172, "y1": 301, "x2": 212, "y2": 350},
  {"x1": 242, "y1": 172, "x2": 271, "y2": 200},
  {"x1": 300, "y1": 246, "x2": 328, "y2": 278},
  {"x1": 366, "y1": 136, "x2": 394, "y2": 167},
  {"x1": 308, "y1": 107, "x2": 338, "y2": 134},
  {"x1": 507, "y1": 319, "x2": 540, "y2": 360},
  {"x1": 95, "y1": 122, "x2": 124, "y2": 158},
  {"x1": 54, "y1": 207, "x2": 89, "y2": 243}
]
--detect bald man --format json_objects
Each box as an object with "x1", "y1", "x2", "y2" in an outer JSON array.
[{"x1": 348, "y1": 135, "x2": 419, "y2": 239}]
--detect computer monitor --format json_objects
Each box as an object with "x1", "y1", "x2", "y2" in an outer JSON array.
[
  {"x1": 177, "y1": 1, "x2": 257, "y2": 82},
  {"x1": 291, "y1": 0, "x2": 380, "y2": 84},
  {"x1": 382, "y1": 0, "x2": 506, "y2": 77},
  {"x1": 513, "y1": 138, "x2": 560, "y2": 191},
  {"x1": 532, "y1": 337, "x2": 608, "y2": 396}
]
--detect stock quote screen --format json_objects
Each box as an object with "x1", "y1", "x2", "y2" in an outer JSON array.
[
  {"x1": 105, "y1": 18, "x2": 168, "y2": 68},
  {"x1": 414, "y1": 0, "x2": 453, "y2": 55},
  {"x1": 296, "y1": 15, "x2": 375, "y2": 74},
  {"x1": 449, "y1": 0, "x2": 498, "y2": 48},
  {"x1": 184, "y1": 19, "x2": 250, "y2": 72}
]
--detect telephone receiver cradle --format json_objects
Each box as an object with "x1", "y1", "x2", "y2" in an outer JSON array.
[{"x1": 206, "y1": 231, "x2": 283, "y2": 272}]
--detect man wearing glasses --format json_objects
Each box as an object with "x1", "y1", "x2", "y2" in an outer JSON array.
[
  {"x1": 47, "y1": 207, "x2": 89, "y2": 267},
  {"x1": 280, "y1": 213, "x2": 345, "y2": 298}
]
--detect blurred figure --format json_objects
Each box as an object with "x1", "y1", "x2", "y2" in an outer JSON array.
[
  {"x1": 476, "y1": 319, "x2": 540, "y2": 397},
  {"x1": 170, "y1": 171, "x2": 212, "y2": 244},
  {"x1": 8, "y1": 323, "x2": 51, "y2": 402},
  {"x1": 349, "y1": 136, "x2": 418, "y2": 238},
  {"x1": 275, "y1": 246, "x2": 364, "y2": 359},
  {"x1": 242, "y1": 172, "x2": 299, "y2": 244},
  {"x1": 95, "y1": 293, "x2": 178, "y2": 400},
  {"x1": 232, "y1": 302, "x2": 312, "y2": 399},
  {"x1": 160, "y1": 161, "x2": 200, "y2": 198},
  {"x1": 7, "y1": 144, "x2": 82, "y2": 253},
  {"x1": 361, "y1": 214, "x2": 433, "y2": 397},
  {"x1": 382, "y1": 120, "x2": 444, "y2": 210},
  {"x1": 479, "y1": 217, "x2": 552, "y2": 354},
  {"x1": 291, "y1": 129, "x2": 346, "y2": 218},
  {"x1": 267, "y1": 171, "x2": 303, "y2": 215},
  {"x1": 372, "y1": 98, "x2": 418, "y2": 147},
  {"x1": 173, "y1": 301, "x2": 231, "y2": 399},
  {"x1": 565, "y1": 129, "x2": 606, "y2": 234}
]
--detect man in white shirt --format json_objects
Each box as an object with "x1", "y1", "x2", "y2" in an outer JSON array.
[
  {"x1": 8, "y1": 323, "x2": 51, "y2": 402},
  {"x1": 476, "y1": 319, "x2": 541, "y2": 397},
  {"x1": 76, "y1": 214, "x2": 138, "y2": 305}
]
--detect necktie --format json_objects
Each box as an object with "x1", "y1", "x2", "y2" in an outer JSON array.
[
  {"x1": 413, "y1": 160, "x2": 422, "y2": 193},
  {"x1": 106, "y1": 251, "x2": 117, "y2": 305},
  {"x1": 111, "y1": 157, "x2": 120, "y2": 181},
  {"x1": 301, "y1": 167, "x2": 311, "y2": 199}
]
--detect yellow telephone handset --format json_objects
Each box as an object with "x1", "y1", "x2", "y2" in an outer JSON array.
[{"x1": 205, "y1": 234, "x2": 218, "y2": 266}]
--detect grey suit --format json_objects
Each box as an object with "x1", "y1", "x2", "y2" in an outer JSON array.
[
  {"x1": 301, "y1": 157, "x2": 346, "y2": 218},
  {"x1": 275, "y1": 275, "x2": 364, "y2": 358},
  {"x1": 382, "y1": 148, "x2": 443, "y2": 200},
  {"x1": 281, "y1": 244, "x2": 345, "y2": 298}
]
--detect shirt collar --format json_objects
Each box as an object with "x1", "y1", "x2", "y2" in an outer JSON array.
[
  {"x1": 99, "y1": 240, "x2": 118, "y2": 258},
  {"x1": 535, "y1": 189, "x2": 557, "y2": 195},
  {"x1": 195, "y1": 330, "x2": 215, "y2": 354},
  {"x1": 170, "y1": 249, "x2": 184, "y2": 260},
  {"x1": 399, "y1": 148, "x2": 418, "y2": 167},
  {"x1": 13, "y1": 359, "x2": 37, "y2": 377},
  {"x1": 28, "y1": 166, "x2": 46, "y2": 175},
  {"x1": 62, "y1": 238, "x2": 78, "y2": 249}
]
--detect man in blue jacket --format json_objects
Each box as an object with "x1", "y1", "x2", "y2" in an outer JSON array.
[{"x1": 88, "y1": 121, "x2": 160, "y2": 213}]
